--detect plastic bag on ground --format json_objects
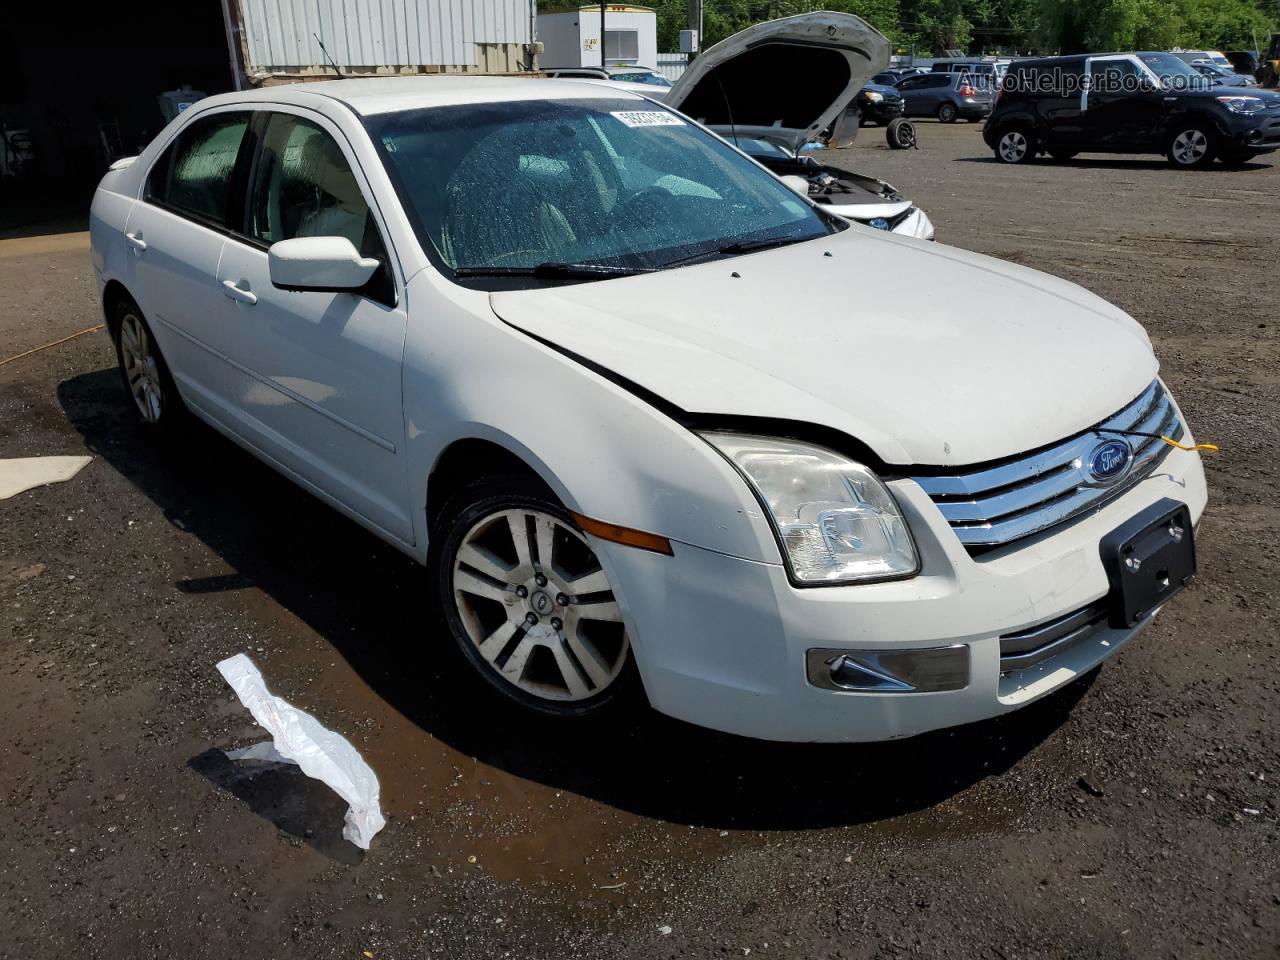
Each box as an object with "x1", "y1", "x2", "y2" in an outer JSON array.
[{"x1": 216, "y1": 653, "x2": 386, "y2": 850}]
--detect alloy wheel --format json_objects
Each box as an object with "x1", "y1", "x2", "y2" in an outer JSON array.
[
  {"x1": 1172, "y1": 129, "x2": 1208, "y2": 165},
  {"x1": 451, "y1": 508, "x2": 629, "y2": 703},
  {"x1": 119, "y1": 313, "x2": 163, "y2": 423},
  {"x1": 999, "y1": 130, "x2": 1028, "y2": 163}
]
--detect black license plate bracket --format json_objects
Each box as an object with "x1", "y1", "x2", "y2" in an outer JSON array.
[{"x1": 1099, "y1": 498, "x2": 1196, "y2": 629}]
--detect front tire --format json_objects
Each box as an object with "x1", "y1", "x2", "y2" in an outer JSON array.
[
  {"x1": 110, "y1": 298, "x2": 183, "y2": 431},
  {"x1": 434, "y1": 478, "x2": 637, "y2": 718},
  {"x1": 994, "y1": 126, "x2": 1035, "y2": 164},
  {"x1": 1167, "y1": 123, "x2": 1217, "y2": 168},
  {"x1": 937, "y1": 102, "x2": 958, "y2": 123}
]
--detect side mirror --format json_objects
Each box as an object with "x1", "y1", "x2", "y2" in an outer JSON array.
[{"x1": 268, "y1": 236, "x2": 380, "y2": 293}]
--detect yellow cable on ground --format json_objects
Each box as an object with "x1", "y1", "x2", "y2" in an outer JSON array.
[{"x1": 0, "y1": 324, "x2": 104, "y2": 368}]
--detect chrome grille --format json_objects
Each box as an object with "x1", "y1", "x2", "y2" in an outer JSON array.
[{"x1": 912, "y1": 380, "x2": 1183, "y2": 549}]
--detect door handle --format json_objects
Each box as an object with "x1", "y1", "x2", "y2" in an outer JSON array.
[
  {"x1": 221, "y1": 279, "x2": 258, "y2": 305},
  {"x1": 125, "y1": 232, "x2": 147, "y2": 252}
]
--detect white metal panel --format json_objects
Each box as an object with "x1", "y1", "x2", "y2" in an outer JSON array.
[
  {"x1": 239, "y1": 0, "x2": 531, "y2": 71},
  {"x1": 655, "y1": 53, "x2": 688, "y2": 82}
]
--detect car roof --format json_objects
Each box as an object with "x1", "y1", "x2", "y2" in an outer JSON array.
[{"x1": 189, "y1": 75, "x2": 643, "y2": 117}]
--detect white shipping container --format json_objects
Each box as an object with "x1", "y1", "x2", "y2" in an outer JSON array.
[{"x1": 225, "y1": 0, "x2": 537, "y2": 84}]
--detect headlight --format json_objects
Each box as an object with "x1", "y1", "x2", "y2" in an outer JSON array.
[
  {"x1": 1217, "y1": 95, "x2": 1267, "y2": 114},
  {"x1": 863, "y1": 91, "x2": 884, "y2": 102},
  {"x1": 701, "y1": 433, "x2": 919, "y2": 585}
]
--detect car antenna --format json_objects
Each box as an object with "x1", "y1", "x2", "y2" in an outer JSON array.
[{"x1": 314, "y1": 33, "x2": 344, "y2": 79}]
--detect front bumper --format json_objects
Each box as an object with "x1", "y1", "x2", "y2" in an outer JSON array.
[
  {"x1": 593, "y1": 445, "x2": 1207, "y2": 742},
  {"x1": 862, "y1": 99, "x2": 905, "y2": 123}
]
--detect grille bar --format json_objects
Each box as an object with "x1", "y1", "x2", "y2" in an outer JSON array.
[
  {"x1": 999, "y1": 600, "x2": 1109, "y2": 671},
  {"x1": 912, "y1": 380, "x2": 1182, "y2": 549}
]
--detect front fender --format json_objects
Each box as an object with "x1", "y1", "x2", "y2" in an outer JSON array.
[{"x1": 400, "y1": 269, "x2": 783, "y2": 565}]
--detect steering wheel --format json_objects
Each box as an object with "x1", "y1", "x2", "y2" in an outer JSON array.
[{"x1": 613, "y1": 186, "x2": 675, "y2": 228}]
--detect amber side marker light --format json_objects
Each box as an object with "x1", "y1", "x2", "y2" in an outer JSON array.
[{"x1": 571, "y1": 512, "x2": 674, "y2": 556}]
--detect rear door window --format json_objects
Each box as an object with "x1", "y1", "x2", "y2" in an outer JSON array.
[{"x1": 147, "y1": 112, "x2": 251, "y2": 226}]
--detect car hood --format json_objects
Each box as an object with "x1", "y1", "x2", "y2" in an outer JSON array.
[
  {"x1": 665, "y1": 12, "x2": 889, "y2": 153},
  {"x1": 490, "y1": 230, "x2": 1158, "y2": 467}
]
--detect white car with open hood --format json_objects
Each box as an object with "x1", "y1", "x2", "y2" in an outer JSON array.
[{"x1": 89, "y1": 13, "x2": 1206, "y2": 742}]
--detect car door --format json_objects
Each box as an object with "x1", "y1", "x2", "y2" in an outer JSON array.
[
  {"x1": 120, "y1": 109, "x2": 253, "y2": 402},
  {"x1": 1084, "y1": 56, "x2": 1166, "y2": 149},
  {"x1": 1035, "y1": 59, "x2": 1089, "y2": 147},
  {"x1": 213, "y1": 108, "x2": 414, "y2": 544},
  {"x1": 896, "y1": 75, "x2": 934, "y2": 116}
]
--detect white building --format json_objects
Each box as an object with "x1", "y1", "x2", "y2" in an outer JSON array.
[{"x1": 536, "y1": 4, "x2": 659, "y2": 69}]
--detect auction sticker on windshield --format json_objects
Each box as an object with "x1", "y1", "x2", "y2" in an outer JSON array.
[{"x1": 612, "y1": 111, "x2": 685, "y2": 127}]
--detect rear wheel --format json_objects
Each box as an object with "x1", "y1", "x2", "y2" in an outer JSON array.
[
  {"x1": 110, "y1": 298, "x2": 183, "y2": 431},
  {"x1": 1167, "y1": 123, "x2": 1217, "y2": 168},
  {"x1": 937, "y1": 102, "x2": 958, "y2": 123},
  {"x1": 994, "y1": 126, "x2": 1035, "y2": 164},
  {"x1": 435, "y1": 478, "x2": 637, "y2": 718}
]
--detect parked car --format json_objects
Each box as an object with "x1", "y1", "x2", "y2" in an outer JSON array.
[
  {"x1": 1190, "y1": 60, "x2": 1258, "y2": 87},
  {"x1": 929, "y1": 58, "x2": 1010, "y2": 83},
  {"x1": 1171, "y1": 49, "x2": 1232, "y2": 69},
  {"x1": 1226, "y1": 50, "x2": 1260, "y2": 76},
  {"x1": 854, "y1": 81, "x2": 905, "y2": 124},
  {"x1": 543, "y1": 65, "x2": 671, "y2": 98},
  {"x1": 871, "y1": 67, "x2": 927, "y2": 85},
  {"x1": 90, "y1": 12, "x2": 1207, "y2": 743},
  {"x1": 896, "y1": 71, "x2": 994, "y2": 122},
  {"x1": 732, "y1": 136, "x2": 934, "y2": 239},
  {"x1": 986, "y1": 52, "x2": 1280, "y2": 167}
]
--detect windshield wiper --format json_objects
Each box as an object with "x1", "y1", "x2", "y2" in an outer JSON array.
[
  {"x1": 453, "y1": 261, "x2": 656, "y2": 280},
  {"x1": 656, "y1": 233, "x2": 818, "y2": 270}
]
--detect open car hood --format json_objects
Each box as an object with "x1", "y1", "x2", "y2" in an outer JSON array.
[{"x1": 665, "y1": 12, "x2": 889, "y2": 153}]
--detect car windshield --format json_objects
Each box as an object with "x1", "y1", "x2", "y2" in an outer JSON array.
[
  {"x1": 365, "y1": 97, "x2": 835, "y2": 287},
  {"x1": 612, "y1": 72, "x2": 671, "y2": 86},
  {"x1": 1138, "y1": 53, "x2": 1213, "y2": 88}
]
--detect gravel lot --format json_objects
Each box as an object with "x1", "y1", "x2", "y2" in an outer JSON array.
[{"x1": 1, "y1": 121, "x2": 1277, "y2": 960}]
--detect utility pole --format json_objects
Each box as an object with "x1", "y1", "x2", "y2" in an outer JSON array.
[
  {"x1": 686, "y1": 0, "x2": 703, "y2": 60},
  {"x1": 601, "y1": 2, "x2": 607, "y2": 68}
]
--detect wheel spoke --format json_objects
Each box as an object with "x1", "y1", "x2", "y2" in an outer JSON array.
[
  {"x1": 457, "y1": 542, "x2": 516, "y2": 584},
  {"x1": 575, "y1": 600, "x2": 622, "y2": 622},
  {"x1": 563, "y1": 630, "x2": 612, "y2": 689},
  {"x1": 565, "y1": 567, "x2": 611, "y2": 596},
  {"x1": 549, "y1": 640, "x2": 590, "y2": 698},
  {"x1": 476, "y1": 619, "x2": 520, "y2": 663},
  {"x1": 455, "y1": 568, "x2": 511, "y2": 603},
  {"x1": 498, "y1": 635, "x2": 537, "y2": 684},
  {"x1": 534, "y1": 515, "x2": 556, "y2": 572},
  {"x1": 506, "y1": 512, "x2": 534, "y2": 572}
]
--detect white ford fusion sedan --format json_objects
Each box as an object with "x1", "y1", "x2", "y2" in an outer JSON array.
[{"x1": 89, "y1": 16, "x2": 1207, "y2": 742}]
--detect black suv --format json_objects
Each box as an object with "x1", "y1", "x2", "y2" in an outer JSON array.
[{"x1": 985, "y1": 51, "x2": 1280, "y2": 167}]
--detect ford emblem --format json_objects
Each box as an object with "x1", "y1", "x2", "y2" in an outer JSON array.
[
  {"x1": 869, "y1": 217, "x2": 890, "y2": 231},
  {"x1": 1087, "y1": 439, "x2": 1132, "y2": 484}
]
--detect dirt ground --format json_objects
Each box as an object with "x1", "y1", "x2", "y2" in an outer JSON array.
[{"x1": 1, "y1": 122, "x2": 1278, "y2": 960}]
